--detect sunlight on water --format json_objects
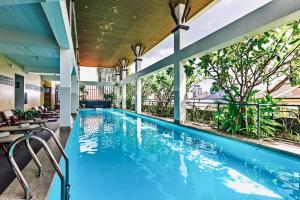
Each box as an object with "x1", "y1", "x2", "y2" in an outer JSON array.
[
  {"x1": 79, "y1": 134, "x2": 99, "y2": 154},
  {"x1": 223, "y1": 168, "x2": 283, "y2": 199}
]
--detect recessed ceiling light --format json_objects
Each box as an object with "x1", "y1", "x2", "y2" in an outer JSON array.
[
  {"x1": 113, "y1": 7, "x2": 118, "y2": 14},
  {"x1": 85, "y1": 5, "x2": 88, "y2": 9}
]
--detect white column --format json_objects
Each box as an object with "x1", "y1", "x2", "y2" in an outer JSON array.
[
  {"x1": 132, "y1": 44, "x2": 144, "y2": 114},
  {"x1": 121, "y1": 69, "x2": 127, "y2": 110},
  {"x1": 114, "y1": 66, "x2": 120, "y2": 108},
  {"x1": 60, "y1": 49, "x2": 73, "y2": 128},
  {"x1": 135, "y1": 59, "x2": 142, "y2": 113},
  {"x1": 173, "y1": 3, "x2": 188, "y2": 124},
  {"x1": 120, "y1": 59, "x2": 128, "y2": 110},
  {"x1": 71, "y1": 74, "x2": 79, "y2": 113}
]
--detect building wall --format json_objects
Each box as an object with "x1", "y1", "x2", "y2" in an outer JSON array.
[
  {"x1": 0, "y1": 54, "x2": 43, "y2": 111},
  {"x1": 281, "y1": 99, "x2": 300, "y2": 105}
]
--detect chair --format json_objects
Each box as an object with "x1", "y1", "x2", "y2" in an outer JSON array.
[
  {"x1": 39, "y1": 105, "x2": 59, "y2": 114},
  {"x1": 0, "y1": 133, "x2": 23, "y2": 153},
  {"x1": 32, "y1": 107, "x2": 59, "y2": 121},
  {"x1": 35, "y1": 106, "x2": 60, "y2": 119}
]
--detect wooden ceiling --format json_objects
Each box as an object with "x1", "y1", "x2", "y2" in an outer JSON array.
[{"x1": 75, "y1": 0, "x2": 214, "y2": 67}]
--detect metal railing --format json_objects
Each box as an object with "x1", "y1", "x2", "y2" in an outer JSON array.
[
  {"x1": 142, "y1": 99, "x2": 174, "y2": 117},
  {"x1": 8, "y1": 135, "x2": 66, "y2": 200},
  {"x1": 29, "y1": 127, "x2": 70, "y2": 190},
  {"x1": 141, "y1": 99, "x2": 300, "y2": 140},
  {"x1": 80, "y1": 85, "x2": 114, "y2": 101},
  {"x1": 7, "y1": 128, "x2": 70, "y2": 200},
  {"x1": 186, "y1": 100, "x2": 300, "y2": 135}
]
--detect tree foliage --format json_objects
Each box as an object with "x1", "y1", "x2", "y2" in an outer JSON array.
[
  {"x1": 185, "y1": 20, "x2": 300, "y2": 138},
  {"x1": 79, "y1": 85, "x2": 88, "y2": 102},
  {"x1": 187, "y1": 20, "x2": 300, "y2": 103},
  {"x1": 140, "y1": 65, "x2": 202, "y2": 117},
  {"x1": 126, "y1": 82, "x2": 135, "y2": 110},
  {"x1": 214, "y1": 92, "x2": 282, "y2": 138}
]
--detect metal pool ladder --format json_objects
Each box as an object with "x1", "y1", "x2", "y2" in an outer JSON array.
[{"x1": 8, "y1": 128, "x2": 70, "y2": 200}]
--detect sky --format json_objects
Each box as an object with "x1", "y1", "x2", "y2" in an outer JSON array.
[{"x1": 80, "y1": 0, "x2": 272, "y2": 92}]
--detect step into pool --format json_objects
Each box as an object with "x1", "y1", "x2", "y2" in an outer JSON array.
[{"x1": 48, "y1": 109, "x2": 300, "y2": 200}]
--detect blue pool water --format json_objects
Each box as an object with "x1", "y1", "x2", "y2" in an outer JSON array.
[{"x1": 48, "y1": 109, "x2": 300, "y2": 200}]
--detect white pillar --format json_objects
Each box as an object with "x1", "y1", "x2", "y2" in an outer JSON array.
[
  {"x1": 132, "y1": 44, "x2": 145, "y2": 114},
  {"x1": 71, "y1": 74, "x2": 79, "y2": 113},
  {"x1": 120, "y1": 59, "x2": 128, "y2": 110},
  {"x1": 121, "y1": 70, "x2": 127, "y2": 110},
  {"x1": 135, "y1": 59, "x2": 142, "y2": 113},
  {"x1": 60, "y1": 49, "x2": 73, "y2": 128},
  {"x1": 173, "y1": 3, "x2": 189, "y2": 124},
  {"x1": 114, "y1": 66, "x2": 120, "y2": 108}
]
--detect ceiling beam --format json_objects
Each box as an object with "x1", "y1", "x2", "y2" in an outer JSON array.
[
  {"x1": 6, "y1": 54, "x2": 59, "y2": 66},
  {"x1": 24, "y1": 66, "x2": 59, "y2": 74},
  {"x1": 0, "y1": 29, "x2": 58, "y2": 48},
  {"x1": 0, "y1": 49, "x2": 59, "y2": 58},
  {"x1": 41, "y1": 0, "x2": 78, "y2": 76},
  {"x1": 0, "y1": 0, "x2": 42, "y2": 6},
  {"x1": 79, "y1": 81, "x2": 115, "y2": 87},
  {"x1": 0, "y1": 45, "x2": 58, "y2": 58},
  {"x1": 41, "y1": 74, "x2": 60, "y2": 81},
  {"x1": 122, "y1": 0, "x2": 300, "y2": 85},
  {"x1": 41, "y1": 1, "x2": 70, "y2": 48},
  {"x1": 177, "y1": 0, "x2": 300, "y2": 62}
]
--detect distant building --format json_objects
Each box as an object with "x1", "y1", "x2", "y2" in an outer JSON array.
[
  {"x1": 202, "y1": 91, "x2": 225, "y2": 102},
  {"x1": 263, "y1": 78, "x2": 300, "y2": 104},
  {"x1": 193, "y1": 85, "x2": 203, "y2": 98},
  {"x1": 188, "y1": 85, "x2": 210, "y2": 100}
]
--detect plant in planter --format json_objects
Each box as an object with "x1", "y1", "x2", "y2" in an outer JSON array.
[
  {"x1": 104, "y1": 92, "x2": 116, "y2": 108},
  {"x1": 12, "y1": 109, "x2": 39, "y2": 120},
  {"x1": 80, "y1": 85, "x2": 88, "y2": 108}
]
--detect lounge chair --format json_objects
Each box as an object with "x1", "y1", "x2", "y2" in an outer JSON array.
[
  {"x1": 0, "y1": 129, "x2": 44, "y2": 181},
  {"x1": 2, "y1": 111, "x2": 49, "y2": 127},
  {"x1": 0, "y1": 132, "x2": 23, "y2": 153},
  {"x1": 33, "y1": 107, "x2": 59, "y2": 119},
  {"x1": 0, "y1": 124, "x2": 41, "y2": 152},
  {"x1": 39, "y1": 105, "x2": 59, "y2": 115},
  {"x1": 32, "y1": 107, "x2": 59, "y2": 122}
]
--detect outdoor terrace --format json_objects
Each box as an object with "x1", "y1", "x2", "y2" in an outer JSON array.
[{"x1": 0, "y1": 0, "x2": 299, "y2": 200}]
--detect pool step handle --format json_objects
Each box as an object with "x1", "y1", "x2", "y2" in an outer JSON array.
[{"x1": 8, "y1": 135, "x2": 67, "y2": 200}]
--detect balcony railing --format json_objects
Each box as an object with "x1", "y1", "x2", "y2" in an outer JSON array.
[{"x1": 140, "y1": 99, "x2": 300, "y2": 142}]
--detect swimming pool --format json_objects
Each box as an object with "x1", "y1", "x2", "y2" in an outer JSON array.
[{"x1": 48, "y1": 109, "x2": 300, "y2": 200}]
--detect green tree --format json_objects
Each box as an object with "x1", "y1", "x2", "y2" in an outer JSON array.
[
  {"x1": 141, "y1": 66, "x2": 202, "y2": 117},
  {"x1": 186, "y1": 20, "x2": 300, "y2": 137},
  {"x1": 79, "y1": 85, "x2": 88, "y2": 102},
  {"x1": 126, "y1": 82, "x2": 135, "y2": 110},
  {"x1": 188, "y1": 20, "x2": 300, "y2": 104}
]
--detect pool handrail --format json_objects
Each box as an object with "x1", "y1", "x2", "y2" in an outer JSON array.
[
  {"x1": 8, "y1": 135, "x2": 66, "y2": 200},
  {"x1": 29, "y1": 127, "x2": 70, "y2": 189}
]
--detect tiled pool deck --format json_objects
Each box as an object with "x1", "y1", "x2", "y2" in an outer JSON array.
[{"x1": 139, "y1": 111, "x2": 300, "y2": 157}]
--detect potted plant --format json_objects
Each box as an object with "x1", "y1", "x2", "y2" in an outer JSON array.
[
  {"x1": 79, "y1": 85, "x2": 88, "y2": 108},
  {"x1": 104, "y1": 92, "x2": 116, "y2": 108},
  {"x1": 12, "y1": 109, "x2": 39, "y2": 120}
]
